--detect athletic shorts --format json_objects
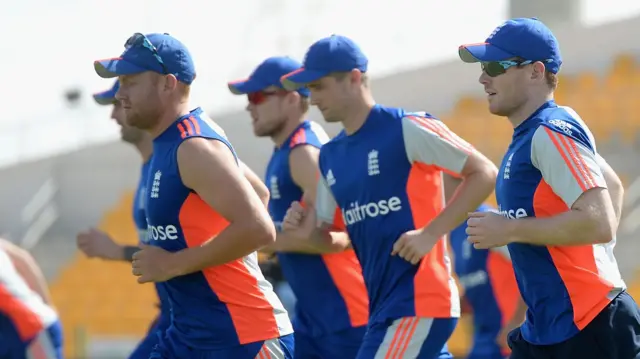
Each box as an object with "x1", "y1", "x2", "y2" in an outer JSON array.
[
  {"x1": 0, "y1": 315, "x2": 63, "y2": 359},
  {"x1": 356, "y1": 317, "x2": 457, "y2": 359},
  {"x1": 294, "y1": 325, "x2": 366, "y2": 359},
  {"x1": 508, "y1": 291, "x2": 640, "y2": 359},
  {"x1": 149, "y1": 333, "x2": 294, "y2": 359},
  {"x1": 129, "y1": 313, "x2": 170, "y2": 359}
]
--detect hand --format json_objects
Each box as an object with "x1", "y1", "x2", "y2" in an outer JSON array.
[
  {"x1": 391, "y1": 229, "x2": 439, "y2": 265},
  {"x1": 76, "y1": 228, "x2": 123, "y2": 260},
  {"x1": 466, "y1": 211, "x2": 514, "y2": 249},
  {"x1": 131, "y1": 244, "x2": 177, "y2": 283},
  {"x1": 282, "y1": 201, "x2": 315, "y2": 239}
]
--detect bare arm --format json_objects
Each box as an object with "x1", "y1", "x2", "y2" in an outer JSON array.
[
  {"x1": 401, "y1": 116, "x2": 497, "y2": 239},
  {"x1": 265, "y1": 145, "x2": 350, "y2": 254},
  {"x1": 0, "y1": 239, "x2": 53, "y2": 305},
  {"x1": 506, "y1": 127, "x2": 616, "y2": 246},
  {"x1": 239, "y1": 160, "x2": 270, "y2": 208},
  {"x1": 596, "y1": 154, "x2": 623, "y2": 222},
  {"x1": 168, "y1": 138, "x2": 276, "y2": 276}
]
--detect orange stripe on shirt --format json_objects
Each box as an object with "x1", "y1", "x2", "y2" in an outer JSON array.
[
  {"x1": 182, "y1": 119, "x2": 195, "y2": 137},
  {"x1": 0, "y1": 284, "x2": 43, "y2": 341},
  {"x1": 543, "y1": 127, "x2": 595, "y2": 191},
  {"x1": 289, "y1": 127, "x2": 307, "y2": 148},
  {"x1": 532, "y1": 179, "x2": 614, "y2": 329},
  {"x1": 321, "y1": 250, "x2": 369, "y2": 327},
  {"x1": 176, "y1": 123, "x2": 188, "y2": 139},
  {"x1": 188, "y1": 116, "x2": 202, "y2": 135},
  {"x1": 179, "y1": 193, "x2": 281, "y2": 344},
  {"x1": 406, "y1": 163, "x2": 455, "y2": 317}
]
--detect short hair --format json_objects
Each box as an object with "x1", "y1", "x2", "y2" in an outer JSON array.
[{"x1": 330, "y1": 71, "x2": 369, "y2": 87}]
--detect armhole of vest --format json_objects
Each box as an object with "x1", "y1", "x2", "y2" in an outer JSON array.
[{"x1": 177, "y1": 135, "x2": 239, "y2": 192}]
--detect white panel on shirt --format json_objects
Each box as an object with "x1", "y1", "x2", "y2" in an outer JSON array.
[
  {"x1": 241, "y1": 253, "x2": 294, "y2": 336},
  {"x1": 0, "y1": 249, "x2": 57, "y2": 327},
  {"x1": 400, "y1": 115, "x2": 472, "y2": 175},
  {"x1": 530, "y1": 126, "x2": 607, "y2": 208},
  {"x1": 315, "y1": 175, "x2": 339, "y2": 228}
]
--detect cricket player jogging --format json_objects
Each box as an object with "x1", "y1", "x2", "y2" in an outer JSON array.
[
  {"x1": 458, "y1": 17, "x2": 640, "y2": 359},
  {"x1": 78, "y1": 79, "x2": 269, "y2": 359},
  {"x1": 93, "y1": 32, "x2": 293, "y2": 359},
  {"x1": 281, "y1": 35, "x2": 498, "y2": 359},
  {"x1": 77, "y1": 79, "x2": 166, "y2": 359},
  {"x1": 228, "y1": 56, "x2": 369, "y2": 358},
  {"x1": 0, "y1": 238, "x2": 63, "y2": 359}
]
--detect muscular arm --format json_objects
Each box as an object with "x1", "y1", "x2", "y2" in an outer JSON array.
[
  {"x1": 262, "y1": 145, "x2": 349, "y2": 254},
  {"x1": 402, "y1": 116, "x2": 497, "y2": 239},
  {"x1": 507, "y1": 127, "x2": 617, "y2": 246},
  {"x1": 168, "y1": 138, "x2": 276, "y2": 276},
  {"x1": 0, "y1": 239, "x2": 53, "y2": 305}
]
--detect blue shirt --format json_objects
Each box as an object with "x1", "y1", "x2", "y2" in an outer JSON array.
[
  {"x1": 495, "y1": 100, "x2": 624, "y2": 344},
  {"x1": 145, "y1": 107, "x2": 292, "y2": 349}
]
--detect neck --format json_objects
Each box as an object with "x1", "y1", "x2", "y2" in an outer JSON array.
[
  {"x1": 135, "y1": 139, "x2": 153, "y2": 162},
  {"x1": 149, "y1": 102, "x2": 191, "y2": 139},
  {"x1": 342, "y1": 94, "x2": 376, "y2": 135},
  {"x1": 272, "y1": 115, "x2": 306, "y2": 147},
  {"x1": 507, "y1": 92, "x2": 553, "y2": 128}
]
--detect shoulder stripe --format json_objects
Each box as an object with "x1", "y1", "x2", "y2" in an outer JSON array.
[
  {"x1": 542, "y1": 127, "x2": 596, "y2": 191},
  {"x1": 289, "y1": 127, "x2": 307, "y2": 148},
  {"x1": 176, "y1": 116, "x2": 202, "y2": 139},
  {"x1": 407, "y1": 116, "x2": 474, "y2": 153}
]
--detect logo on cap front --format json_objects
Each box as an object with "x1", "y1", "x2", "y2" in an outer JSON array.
[{"x1": 488, "y1": 22, "x2": 507, "y2": 40}]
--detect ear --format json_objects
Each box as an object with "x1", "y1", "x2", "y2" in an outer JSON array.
[
  {"x1": 349, "y1": 69, "x2": 363, "y2": 85},
  {"x1": 531, "y1": 61, "x2": 546, "y2": 81},
  {"x1": 163, "y1": 74, "x2": 179, "y2": 92}
]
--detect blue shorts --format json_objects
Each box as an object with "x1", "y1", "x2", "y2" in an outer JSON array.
[
  {"x1": 0, "y1": 315, "x2": 63, "y2": 359},
  {"x1": 150, "y1": 333, "x2": 294, "y2": 359},
  {"x1": 508, "y1": 291, "x2": 640, "y2": 359},
  {"x1": 129, "y1": 313, "x2": 170, "y2": 359},
  {"x1": 356, "y1": 317, "x2": 457, "y2": 359},
  {"x1": 294, "y1": 326, "x2": 366, "y2": 359}
]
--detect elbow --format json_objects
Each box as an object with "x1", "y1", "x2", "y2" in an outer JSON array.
[
  {"x1": 249, "y1": 215, "x2": 277, "y2": 247},
  {"x1": 588, "y1": 216, "x2": 617, "y2": 244}
]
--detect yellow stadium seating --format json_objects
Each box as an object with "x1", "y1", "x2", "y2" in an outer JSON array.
[{"x1": 50, "y1": 192, "x2": 158, "y2": 358}]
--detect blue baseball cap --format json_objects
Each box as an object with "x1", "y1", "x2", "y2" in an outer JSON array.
[
  {"x1": 281, "y1": 35, "x2": 368, "y2": 91},
  {"x1": 94, "y1": 33, "x2": 196, "y2": 85},
  {"x1": 93, "y1": 80, "x2": 120, "y2": 105},
  {"x1": 458, "y1": 18, "x2": 562, "y2": 74},
  {"x1": 228, "y1": 57, "x2": 309, "y2": 97}
]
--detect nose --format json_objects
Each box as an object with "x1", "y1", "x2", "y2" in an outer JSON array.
[
  {"x1": 309, "y1": 92, "x2": 319, "y2": 107},
  {"x1": 479, "y1": 71, "x2": 490, "y2": 85},
  {"x1": 245, "y1": 102, "x2": 254, "y2": 112}
]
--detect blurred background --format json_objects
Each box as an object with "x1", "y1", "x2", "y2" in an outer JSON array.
[{"x1": 1, "y1": 0, "x2": 640, "y2": 357}]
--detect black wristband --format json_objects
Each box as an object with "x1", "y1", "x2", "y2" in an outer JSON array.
[{"x1": 123, "y1": 246, "x2": 140, "y2": 261}]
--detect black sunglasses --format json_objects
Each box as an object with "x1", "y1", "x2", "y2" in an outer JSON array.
[
  {"x1": 481, "y1": 59, "x2": 553, "y2": 77},
  {"x1": 124, "y1": 33, "x2": 168, "y2": 74}
]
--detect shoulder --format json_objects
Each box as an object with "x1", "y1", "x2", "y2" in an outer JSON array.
[{"x1": 535, "y1": 107, "x2": 595, "y2": 152}]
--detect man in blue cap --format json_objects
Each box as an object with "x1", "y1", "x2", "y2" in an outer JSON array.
[
  {"x1": 458, "y1": 18, "x2": 638, "y2": 359},
  {"x1": 79, "y1": 79, "x2": 164, "y2": 359},
  {"x1": 279, "y1": 35, "x2": 499, "y2": 358},
  {"x1": 229, "y1": 56, "x2": 369, "y2": 359},
  {"x1": 93, "y1": 33, "x2": 294, "y2": 359}
]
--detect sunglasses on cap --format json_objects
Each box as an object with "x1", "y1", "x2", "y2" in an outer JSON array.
[
  {"x1": 124, "y1": 33, "x2": 169, "y2": 74},
  {"x1": 247, "y1": 90, "x2": 288, "y2": 105},
  {"x1": 481, "y1": 59, "x2": 553, "y2": 77}
]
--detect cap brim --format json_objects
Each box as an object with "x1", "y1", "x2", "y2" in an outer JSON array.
[
  {"x1": 227, "y1": 79, "x2": 269, "y2": 95},
  {"x1": 458, "y1": 43, "x2": 516, "y2": 63},
  {"x1": 93, "y1": 93, "x2": 116, "y2": 105},
  {"x1": 280, "y1": 68, "x2": 328, "y2": 91},
  {"x1": 94, "y1": 58, "x2": 148, "y2": 78}
]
